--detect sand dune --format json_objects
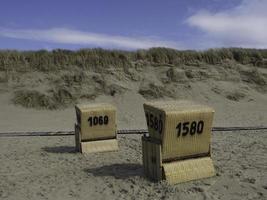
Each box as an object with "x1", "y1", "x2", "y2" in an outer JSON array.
[{"x1": 0, "y1": 58, "x2": 267, "y2": 132}]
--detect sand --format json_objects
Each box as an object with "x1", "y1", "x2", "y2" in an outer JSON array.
[
  {"x1": 0, "y1": 131, "x2": 266, "y2": 200},
  {"x1": 0, "y1": 60, "x2": 267, "y2": 199}
]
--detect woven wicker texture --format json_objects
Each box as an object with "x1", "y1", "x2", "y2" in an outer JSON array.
[
  {"x1": 163, "y1": 157, "x2": 215, "y2": 184},
  {"x1": 75, "y1": 103, "x2": 116, "y2": 140},
  {"x1": 80, "y1": 139, "x2": 119, "y2": 153},
  {"x1": 144, "y1": 101, "x2": 214, "y2": 160}
]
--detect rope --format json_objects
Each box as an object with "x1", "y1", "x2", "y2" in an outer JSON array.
[
  {"x1": 0, "y1": 126, "x2": 266, "y2": 137},
  {"x1": 117, "y1": 126, "x2": 267, "y2": 134}
]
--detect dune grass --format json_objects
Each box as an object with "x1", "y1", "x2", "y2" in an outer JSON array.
[{"x1": 0, "y1": 48, "x2": 266, "y2": 72}]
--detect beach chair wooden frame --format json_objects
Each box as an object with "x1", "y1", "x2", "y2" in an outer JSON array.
[
  {"x1": 74, "y1": 103, "x2": 118, "y2": 153},
  {"x1": 142, "y1": 101, "x2": 215, "y2": 184}
]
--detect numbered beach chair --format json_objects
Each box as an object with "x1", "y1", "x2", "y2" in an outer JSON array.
[
  {"x1": 75, "y1": 103, "x2": 118, "y2": 153},
  {"x1": 142, "y1": 101, "x2": 215, "y2": 184}
]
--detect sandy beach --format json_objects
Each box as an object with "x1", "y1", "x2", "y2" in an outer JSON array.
[
  {"x1": 0, "y1": 131, "x2": 266, "y2": 200},
  {"x1": 0, "y1": 48, "x2": 267, "y2": 199}
]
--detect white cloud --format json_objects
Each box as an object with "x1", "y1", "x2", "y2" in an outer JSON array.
[
  {"x1": 186, "y1": 0, "x2": 267, "y2": 48},
  {"x1": 0, "y1": 27, "x2": 180, "y2": 49}
]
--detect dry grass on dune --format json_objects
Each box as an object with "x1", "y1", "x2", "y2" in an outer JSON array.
[{"x1": 4, "y1": 61, "x2": 267, "y2": 110}]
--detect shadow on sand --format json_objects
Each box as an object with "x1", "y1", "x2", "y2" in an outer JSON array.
[
  {"x1": 42, "y1": 146, "x2": 76, "y2": 153},
  {"x1": 84, "y1": 163, "x2": 143, "y2": 179}
]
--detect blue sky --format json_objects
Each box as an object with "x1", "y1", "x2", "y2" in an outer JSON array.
[{"x1": 0, "y1": 0, "x2": 266, "y2": 50}]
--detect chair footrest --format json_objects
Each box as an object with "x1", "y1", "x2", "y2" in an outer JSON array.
[
  {"x1": 80, "y1": 139, "x2": 119, "y2": 153},
  {"x1": 162, "y1": 156, "x2": 215, "y2": 184}
]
